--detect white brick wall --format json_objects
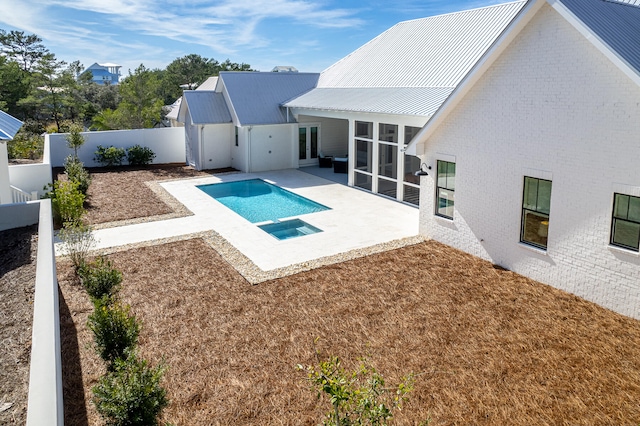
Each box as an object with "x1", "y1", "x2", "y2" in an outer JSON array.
[{"x1": 419, "y1": 4, "x2": 640, "y2": 318}]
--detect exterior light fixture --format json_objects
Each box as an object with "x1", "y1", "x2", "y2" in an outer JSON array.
[{"x1": 414, "y1": 163, "x2": 431, "y2": 176}]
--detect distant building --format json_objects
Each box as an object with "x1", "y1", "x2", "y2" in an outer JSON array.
[
  {"x1": 81, "y1": 63, "x2": 122, "y2": 85},
  {"x1": 271, "y1": 66, "x2": 298, "y2": 73}
]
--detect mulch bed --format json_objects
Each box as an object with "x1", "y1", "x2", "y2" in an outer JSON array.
[
  {"x1": 0, "y1": 225, "x2": 38, "y2": 424},
  {"x1": 52, "y1": 164, "x2": 233, "y2": 225},
  {"x1": 58, "y1": 238, "x2": 640, "y2": 425}
]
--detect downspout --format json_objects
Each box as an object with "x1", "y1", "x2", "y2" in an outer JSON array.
[
  {"x1": 247, "y1": 126, "x2": 252, "y2": 173},
  {"x1": 200, "y1": 125, "x2": 205, "y2": 170}
]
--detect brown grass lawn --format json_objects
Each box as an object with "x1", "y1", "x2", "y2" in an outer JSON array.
[{"x1": 57, "y1": 166, "x2": 640, "y2": 425}]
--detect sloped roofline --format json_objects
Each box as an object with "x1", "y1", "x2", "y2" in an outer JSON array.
[{"x1": 405, "y1": 0, "x2": 640, "y2": 157}]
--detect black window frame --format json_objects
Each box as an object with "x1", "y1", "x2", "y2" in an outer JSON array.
[
  {"x1": 520, "y1": 176, "x2": 552, "y2": 250},
  {"x1": 435, "y1": 160, "x2": 455, "y2": 219},
  {"x1": 610, "y1": 193, "x2": 640, "y2": 251}
]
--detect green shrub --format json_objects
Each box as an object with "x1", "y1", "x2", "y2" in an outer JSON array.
[
  {"x1": 298, "y1": 350, "x2": 415, "y2": 426},
  {"x1": 64, "y1": 155, "x2": 92, "y2": 195},
  {"x1": 43, "y1": 180, "x2": 85, "y2": 226},
  {"x1": 93, "y1": 350, "x2": 168, "y2": 426},
  {"x1": 59, "y1": 223, "x2": 96, "y2": 272},
  {"x1": 7, "y1": 133, "x2": 44, "y2": 160},
  {"x1": 94, "y1": 145, "x2": 126, "y2": 167},
  {"x1": 88, "y1": 297, "x2": 140, "y2": 368},
  {"x1": 79, "y1": 257, "x2": 122, "y2": 300},
  {"x1": 127, "y1": 145, "x2": 156, "y2": 166}
]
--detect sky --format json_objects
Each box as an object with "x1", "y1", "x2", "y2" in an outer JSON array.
[{"x1": 0, "y1": 0, "x2": 504, "y2": 76}]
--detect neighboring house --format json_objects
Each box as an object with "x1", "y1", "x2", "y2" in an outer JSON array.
[
  {"x1": 180, "y1": 1, "x2": 527, "y2": 207},
  {"x1": 80, "y1": 63, "x2": 122, "y2": 85},
  {"x1": 405, "y1": 0, "x2": 640, "y2": 318},
  {"x1": 177, "y1": 72, "x2": 320, "y2": 172},
  {"x1": 0, "y1": 110, "x2": 24, "y2": 205}
]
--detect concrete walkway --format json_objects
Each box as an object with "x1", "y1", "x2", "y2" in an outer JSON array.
[{"x1": 57, "y1": 169, "x2": 420, "y2": 272}]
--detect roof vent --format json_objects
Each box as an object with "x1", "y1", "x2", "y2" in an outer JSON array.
[{"x1": 603, "y1": 0, "x2": 640, "y2": 8}]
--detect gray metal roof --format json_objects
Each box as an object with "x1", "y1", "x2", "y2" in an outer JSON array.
[
  {"x1": 183, "y1": 91, "x2": 231, "y2": 124},
  {"x1": 318, "y1": 1, "x2": 526, "y2": 89},
  {"x1": 196, "y1": 76, "x2": 218, "y2": 91},
  {"x1": 0, "y1": 110, "x2": 23, "y2": 140},
  {"x1": 559, "y1": 0, "x2": 640, "y2": 75},
  {"x1": 220, "y1": 72, "x2": 319, "y2": 125},
  {"x1": 285, "y1": 87, "x2": 454, "y2": 116}
]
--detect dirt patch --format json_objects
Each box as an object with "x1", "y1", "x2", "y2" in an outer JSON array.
[
  {"x1": 52, "y1": 164, "x2": 234, "y2": 226},
  {"x1": 58, "y1": 238, "x2": 640, "y2": 425},
  {"x1": 0, "y1": 225, "x2": 38, "y2": 424}
]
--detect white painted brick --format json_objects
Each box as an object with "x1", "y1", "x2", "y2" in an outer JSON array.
[{"x1": 419, "y1": 4, "x2": 640, "y2": 319}]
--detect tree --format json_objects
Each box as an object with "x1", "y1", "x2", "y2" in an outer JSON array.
[
  {"x1": 162, "y1": 54, "x2": 254, "y2": 104},
  {"x1": 19, "y1": 53, "x2": 72, "y2": 132},
  {"x1": 0, "y1": 30, "x2": 49, "y2": 72},
  {"x1": 114, "y1": 64, "x2": 164, "y2": 129},
  {"x1": 0, "y1": 55, "x2": 31, "y2": 117}
]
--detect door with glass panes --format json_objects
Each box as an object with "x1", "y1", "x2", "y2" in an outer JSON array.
[{"x1": 298, "y1": 125, "x2": 319, "y2": 166}]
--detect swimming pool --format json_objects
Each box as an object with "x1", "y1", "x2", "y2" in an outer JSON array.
[{"x1": 197, "y1": 179, "x2": 330, "y2": 224}]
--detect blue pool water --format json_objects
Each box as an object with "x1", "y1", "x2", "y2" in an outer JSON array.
[
  {"x1": 258, "y1": 219, "x2": 323, "y2": 240},
  {"x1": 197, "y1": 179, "x2": 330, "y2": 223}
]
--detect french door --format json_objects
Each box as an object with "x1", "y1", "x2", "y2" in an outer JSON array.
[{"x1": 299, "y1": 125, "x2": 319, "y2": 166}]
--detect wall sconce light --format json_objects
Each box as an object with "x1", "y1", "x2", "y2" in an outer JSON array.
[{"x1": 414, "y1": 163, "x2": 431, "y2": 176}]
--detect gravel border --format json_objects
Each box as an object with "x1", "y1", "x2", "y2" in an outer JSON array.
[{"x1": 79, "y1": 230, "x2": 426, "y2": 284}]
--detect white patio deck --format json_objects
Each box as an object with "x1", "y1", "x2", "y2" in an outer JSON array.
[{"x1": 57, "y1": 169, "x2": 420, "y2": 280}]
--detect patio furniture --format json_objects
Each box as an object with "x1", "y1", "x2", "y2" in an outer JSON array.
[
  {"x1": 333, "y1": 157, "x2": 348, "y2": 173},
  {"x1": 319, "y1": 155, "x2": 333, "y2": 168}
]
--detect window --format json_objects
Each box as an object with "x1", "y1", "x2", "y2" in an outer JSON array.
[
  {"x1": 355, "y1": 121, "x2": 372, "y2": 139},
  {"x1": 521, "y1": 177, "x2": 552, "y2": 249},
  {"x1": 611, "y1": 193, "x2": 640, "y2": 251},
  {"x1": 436, "y1": 160, "x2": 455, "y2": 219}
]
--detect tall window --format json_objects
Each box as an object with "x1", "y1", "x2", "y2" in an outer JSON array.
[
  {"x1": 521, "y1": 177, "x2": 552, "y2": 249},
  {"x1": 611, "y1": 193, "x2": 640, "y2": 251},
  {"x1": 436, "y1": 160, "x2": 455, "y2": 219}
]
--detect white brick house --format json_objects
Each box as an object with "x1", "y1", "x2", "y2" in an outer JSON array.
[{"x1": 406, "y1": 0, "x2": 640, "y2": 318}]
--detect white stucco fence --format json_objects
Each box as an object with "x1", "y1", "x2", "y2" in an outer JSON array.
[
  {"x1": 47, "y1": 127, "x2": 185, "y2": 168},
  {"x1": 8, "y1": 137, "x2": 53, "y2": 199},
  {"x1": 0, "y1": 201, "x2": 63, "y2": 425}
]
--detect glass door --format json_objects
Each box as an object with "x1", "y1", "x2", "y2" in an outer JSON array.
[{"x1": 299, "y1": 125, "x2": 318, "y2": 166}]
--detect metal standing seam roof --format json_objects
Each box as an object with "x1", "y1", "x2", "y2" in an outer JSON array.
[
  {"x1": 196, "y1": 76, "x2": 219, "y2": 91},
  {"x1": 183, "y1": 91, "x2": 232, "y2": 124},
  {"x1": 284, "y1": 87, "x2": 454, "y2": 116},
  {"x1": 0, "y1": 110, "x2": 23, "y2": 140},
  {"x1": 317, "y1": 1, "x2": 527, "y2": 89},
  {"x1": 284, "y1": 1, "x2": 526, "y2": 116},
  {"x1": 558, "y1": 0, "x2": 640, "y2": 75},
  {"x1": 220, "y1": 72, "x2": 319, "y2": 125}
]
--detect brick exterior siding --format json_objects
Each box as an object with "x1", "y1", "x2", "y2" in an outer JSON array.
[{"x1": 419, "y1": 4, "x2": 640, "y2": 318}]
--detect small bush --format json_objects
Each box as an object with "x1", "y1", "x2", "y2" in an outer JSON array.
[
  {"x1": 7, "y1": 133, "x2": 44, "y2": 160},
  {"x1": 93, "y1": 350, "x2": 168, "y2": 426},
  {"x1": 43, "y1": 180, "x2": 85, "y2": 226},
  {"x1": 88, "y1": 297, "x2": 140, "y2": 368},
  {"x1": 59, "y1": 223, "x2": 97, "y2": 272},
  {"x1": 94, "y1": 145, "x2": 126, "y2": 167},
  {"x1": 64, "y1": 155, "x2": 92, "y2": 195},
  {"x1": 79, "y1": 257, "x2": 122, "y2": 300},
  {"x1": 65, "y1": 122, "x2": 85, "y2": 158},
  {"x1": 127, "y1": 145, "x2": 156, "y2": 166},
  {"x1": 298, "y1": 349, "x2": 416, "y2": 426}
]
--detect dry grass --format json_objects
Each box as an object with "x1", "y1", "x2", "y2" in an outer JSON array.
[
  {"x1": 58, "y1": 238, "x2": 640, "y2": 425},
  {"x1": 55, "y1": 166, "x2": 640, "y2": 425},
  {"x1": 0, "y1": 225, "x2": 37, "y2": 424}
]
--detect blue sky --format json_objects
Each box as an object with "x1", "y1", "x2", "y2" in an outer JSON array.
[{"x1": 0, "y1": 0, "x2": 503, "y2": 76}]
